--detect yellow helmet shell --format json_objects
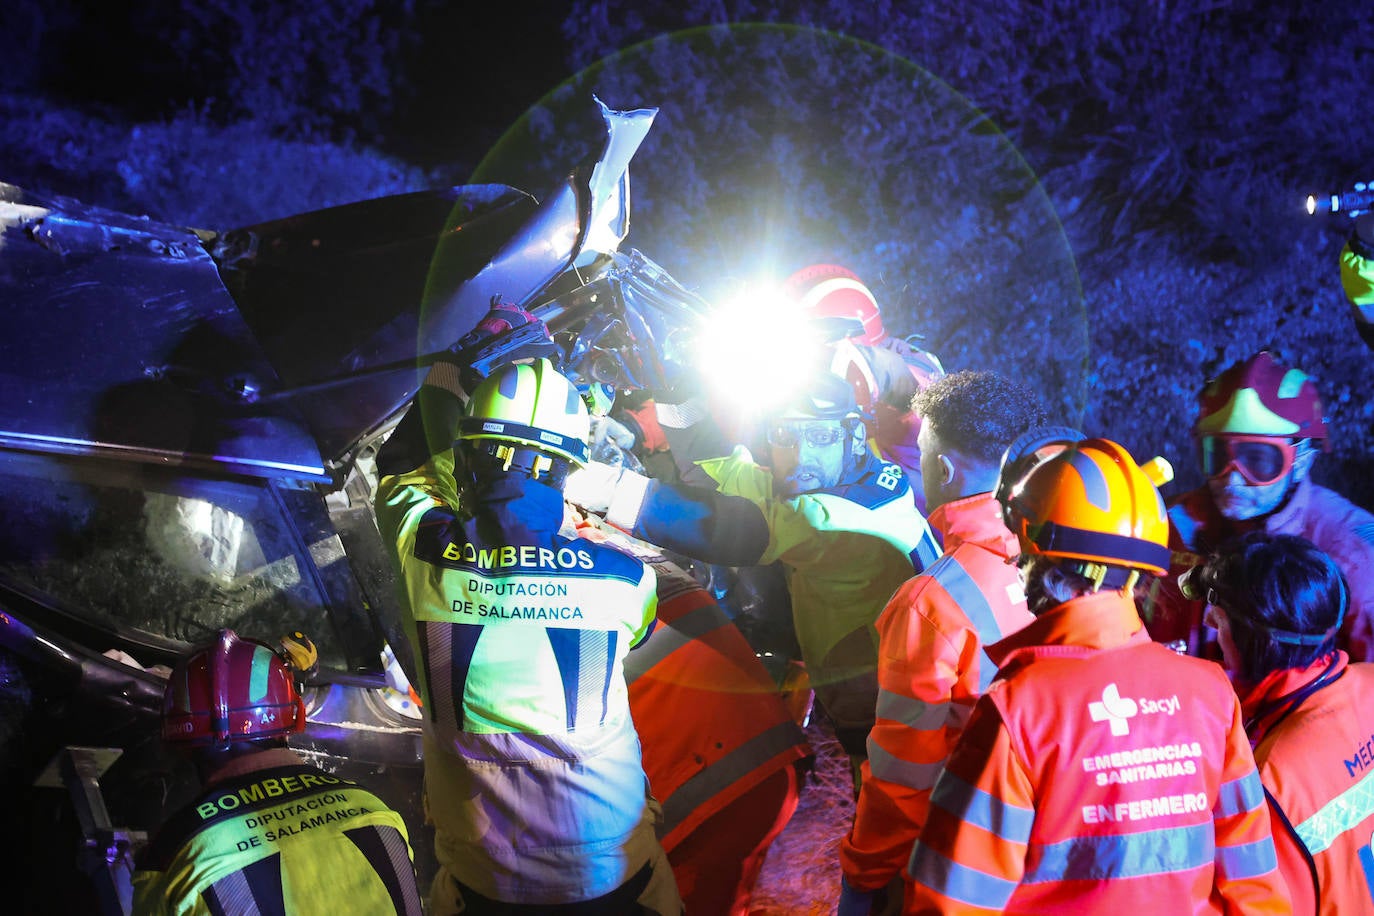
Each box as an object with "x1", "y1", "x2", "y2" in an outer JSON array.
[{"x1": 458, "y1": 358, "x2": 590, "y2": 466}]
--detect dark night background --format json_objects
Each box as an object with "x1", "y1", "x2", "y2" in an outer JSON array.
[
  {"x1": 4, "y1": 0, "x2": 1371, "y2": 508},
  {"x1": 2, "y1": 2, "x2": 1373, "y2": 910}
]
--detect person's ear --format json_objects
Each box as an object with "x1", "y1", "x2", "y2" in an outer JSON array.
[
  {"x1": 938, "y1": 453, "x2": 956, "y2": 486},
  {"x1": 1291, "y1": 440, "x2": 1319, "y2": 482}
]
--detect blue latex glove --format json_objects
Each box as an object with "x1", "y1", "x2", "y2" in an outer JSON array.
[
  {"x1": 445, "y1": 297, "x2": 560, "y2": 392},
  {"x1": 837, "y1": 876, "x2": 875, "y2": 916}
]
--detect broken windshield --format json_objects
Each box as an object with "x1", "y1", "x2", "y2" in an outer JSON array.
[{"x1": 0, "y1": 449, "x2": 350, "y2": 669}]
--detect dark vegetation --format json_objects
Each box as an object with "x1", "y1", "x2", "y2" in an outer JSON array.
[{"x1": 2, "y1": 0, "x2": 1371, "y2": 504}]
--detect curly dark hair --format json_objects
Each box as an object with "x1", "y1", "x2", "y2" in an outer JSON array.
[{"x1": 910, "y1": 370, "x2": 1050, "y2": 464}]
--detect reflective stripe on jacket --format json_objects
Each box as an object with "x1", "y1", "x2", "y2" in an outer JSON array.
[
  {"x1": 841, "y1": 492, "x2": 1033, "y2": 892},
  {"x1": 1154, "y1": 479, "x2": 1374, "y2": 661},
  {"x1": 374, "y1": 383, "x2": 664, "y2": 904},
  {"x1": 907, "y1": 591, "x2": 1290, "y2": 914},
  {"x1": 133, "y1": 758, "x2": 420, "y2": 916},
  {"x1": 625, "y1": 555, "x2": 811, "y2": 852},
  {"x1": 1244, "y1": 652, "x2": 1374, "y2": 915}
]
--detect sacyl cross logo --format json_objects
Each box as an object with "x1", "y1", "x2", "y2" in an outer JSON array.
[{"x1": 1089, "y1": 683, "x2": 1139, "y2": 736}]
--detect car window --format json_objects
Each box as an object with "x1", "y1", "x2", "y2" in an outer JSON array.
[{"x1": 0, "y1": 450, "x2": 348, "y2": 669}]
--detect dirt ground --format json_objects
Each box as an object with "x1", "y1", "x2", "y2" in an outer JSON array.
[{"x1": 749, "y1": 719, "x2": 854, "y2": 915}]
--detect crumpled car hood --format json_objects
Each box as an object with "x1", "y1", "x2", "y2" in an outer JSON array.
[{"x1": 0, "y1": 100, "x2": 655, "y2": 483}]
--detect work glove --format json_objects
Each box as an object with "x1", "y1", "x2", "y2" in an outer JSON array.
[
  {"x1": 564, "y1": 460, "x2": 651, "y2": 530},
  {"x1": 589, "y1": 415, "x2": 645, "y2": 472},
  {"x1": 435, "y1": 297, "x2": 560, "y2": 397},
  {"x1": 836, "y1": 877, "x2": 875, "y2": 916}
]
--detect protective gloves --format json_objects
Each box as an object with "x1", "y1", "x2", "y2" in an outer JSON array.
[
  {"x1": 589, "y1": 416, "x2": 645, "y2": 472},
  {"x1": 426, "y1": 297, "x2": 560, "y2": 399},
  {"x1": 836, "y1": 877, "x2": 875, "y2": 916},
  {"x1": 564, "y1": 460, "x2": 651, "y2": 530}
]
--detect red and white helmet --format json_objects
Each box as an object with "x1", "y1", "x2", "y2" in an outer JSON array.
[
  {"x1": 1194, "y1": 350, "x2": 1328, "y2": 444},
  {"x1": 162, "y1": 629, "x2": 307, "y2": 747},
  {"x1": 783, "y1": 264, "x2": 887, "y2": 346}
]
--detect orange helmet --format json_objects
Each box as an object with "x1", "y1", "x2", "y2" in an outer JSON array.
[
  {"x1": 1001, "y1": 437, "x2": 1170, "y2": 578},
  {"x1": 782, "y1": 264, "x2": 886, "y2": 345},
  {"x1": 162, "y1": 629, "x2": 307, "y2": 747},
  {"x1": 1194, "y1": 350, "x2": 1327, "y2": 443}
]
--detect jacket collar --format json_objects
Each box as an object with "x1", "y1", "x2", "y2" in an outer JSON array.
[
  {"x1": 1238, "y1": 650, "x2": 1347, "y2": 742},
  {"x1": 928, "y1": 492, "x2": 1019, "y2": 559},
  {"x1": 987, "y1": 588, "x2": 1147, "y2": 667}
]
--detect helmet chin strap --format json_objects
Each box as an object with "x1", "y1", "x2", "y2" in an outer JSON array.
[{"x1": 468, "y1": 441, "x2": 571, "y2": 489}]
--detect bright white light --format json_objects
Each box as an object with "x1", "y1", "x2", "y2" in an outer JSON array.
[{"x1": 694, "y1": 283, "x2": 829, "y2": 423}]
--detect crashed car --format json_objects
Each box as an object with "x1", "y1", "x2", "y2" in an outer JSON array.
[{"x1": 0, "y1": 102, "x2": 803, "y2": 912}]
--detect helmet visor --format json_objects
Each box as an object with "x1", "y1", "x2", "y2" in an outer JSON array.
[{"x1": 1200, "y1": 435, "x2": 1295, "y2": 486}]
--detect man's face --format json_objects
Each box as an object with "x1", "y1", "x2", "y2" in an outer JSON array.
[
  {"x1": 1200, "y1": 435, "x2": 1306, "y2": 521},
  {"x1": 769, "y1": 418, "x2": 851, "y2": 497}
]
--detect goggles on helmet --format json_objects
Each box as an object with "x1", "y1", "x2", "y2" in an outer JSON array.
[
  {"x1": 767, "y1": 422, "x2": 847, "y2": 449},
  {"x1": 1199, "y1": 435, "x2": 1297, "y2": 486}
]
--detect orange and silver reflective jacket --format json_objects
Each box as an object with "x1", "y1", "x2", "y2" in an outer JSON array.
[
  {"x1": 906, "y1": 590, "x2": 1290, "y2": 914},
  {"x1": 1243, "y1": 651, "x2": 1374, "y2": 915},
  {"x1": 623, "y1": 553, "x2": 811, "y2": 853},
  {"x1": 841, "y1": 492, "x2": 1033, "y2": 892}
]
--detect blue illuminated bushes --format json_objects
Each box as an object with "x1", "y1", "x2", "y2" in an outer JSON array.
[{"x1": 0, "y1": 0, "x2": 430, "y2": 226}]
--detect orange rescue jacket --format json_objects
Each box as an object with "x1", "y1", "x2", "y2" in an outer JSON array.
[
  {"x1": 625, "y1": 557, "x2": 812, "y2": 851},
  {"x1": 842, "y1": 492, "x2": 1033, "y2": 891},
  {"x1": 907, "y1": 590, "x2": 1290, "y2": 914},
  {"x1": 1242, "y1": 651, "x2": 1374, "y2": 915}
]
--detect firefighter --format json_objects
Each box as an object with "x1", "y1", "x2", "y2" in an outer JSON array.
[
  {"x1": 1187, "y1": 532, "x2": 1374, "y2": 915},
  {"x1": 582, "y1": 526, "x2": 813, "y2": 916},
  {"x1": 565, "y1": 370, "x2": 940, "y2": 789},
  {"x1": 132, "y1": 629, "x2": 422, "y2": 915},
  {"x1": 838, "y1": 371, "x2": 1048, "y2": 915},
  {"x1": 906, "y1": 438, "x2": 1290, "y2": 913},
  {"x1": 1340, "y1": 211, "x2": 1374, "y2": 348},
  {"x1": 1147, "y1": 350, "x2": 1374, "y2": 662},
  {"x1": 372, "y1": 303, "x2": 680, "y2": 914},
  {"x1": 782, "y1": 264, "x2": 946, "y2": 511}
]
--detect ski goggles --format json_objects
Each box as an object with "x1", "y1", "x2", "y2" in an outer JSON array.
[
  {"x1": 1198, "y1": 435, "x2": 1297, "y2": 486},
  {"x1": 766, "y1": 423, "x2": 847, "y2": 448}
]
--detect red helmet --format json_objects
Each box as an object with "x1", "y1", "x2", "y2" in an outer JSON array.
[
  {"x1": 783, "y1": 264, "x2": 887, "y2": 345},
  {"x1": 1194, "y1": 351, "x2": 1328, "y2": 443},
  {"x1": 163, "y1": 629, "x2": 306, "y2": 747}
]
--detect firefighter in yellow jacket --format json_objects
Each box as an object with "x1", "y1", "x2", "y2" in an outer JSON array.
[
  {"x1": 1340, "y1": 211, "x2": 1374, "y2": 348},
  {"x1": 132, "y1": 629, "x2": 422, "y2": 916},
  {"x1": 372, "y1": 302, "x2": 680, "y2": 914}
]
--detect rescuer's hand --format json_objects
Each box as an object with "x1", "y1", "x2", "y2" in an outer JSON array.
[
  {"x1": 564, "y1": 460, "x2": 650, "y2": 529},
  {"x1": 444, "y1": 297, "x2": 560, "y2": 393},
  {"x1": 589, "y1": 416, "x2": 645, "y2": 472},
  {"x1": 837, "y1": 877, "x2": 875, "y2": 916}
]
